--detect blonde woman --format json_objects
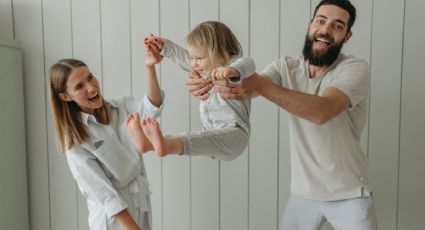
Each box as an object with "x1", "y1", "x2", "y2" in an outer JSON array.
[{"x1": 48, "y1": 56, "x2": 163, "y2": 230}]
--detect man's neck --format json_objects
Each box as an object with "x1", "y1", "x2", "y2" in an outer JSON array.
[{"x1": 308, "y1": 63, "x2": 329, "y2": 79}]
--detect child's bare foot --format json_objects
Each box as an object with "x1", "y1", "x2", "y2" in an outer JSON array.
[
  {"x1": 141, "y1": 118, "x2": 166, "y2": 157},
  {"x1": 126, "y1": 113, "x2": 153, "y2": 153}
]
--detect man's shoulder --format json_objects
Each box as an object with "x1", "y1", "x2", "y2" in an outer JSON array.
[
  {"x1": 271, "y1": 56, "x2": 304, "y2": 68},
  {"x1": 337, "y1": 53, "x2": 369, "y2": 67}
]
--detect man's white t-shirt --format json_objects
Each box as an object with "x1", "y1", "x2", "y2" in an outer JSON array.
[{"x1": 261, "y1": 54, "x2": 370, "y2": 201}]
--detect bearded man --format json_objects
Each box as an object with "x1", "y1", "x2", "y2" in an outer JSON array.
[{"x1": 186, "y1": 0, "x2": 378, "y2": 229}]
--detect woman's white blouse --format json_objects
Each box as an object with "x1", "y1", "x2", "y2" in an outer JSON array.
[{"x1": 65, "y1": 94, "x2": 163, "y2": 229}]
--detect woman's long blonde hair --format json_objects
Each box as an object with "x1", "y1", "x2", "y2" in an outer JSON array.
[
  {"x1": 186, "y1": 21, "x2": 242, "y2": 69},
  {"x1": 49, "y1": 59, "x2": 110, "y2": 152}
]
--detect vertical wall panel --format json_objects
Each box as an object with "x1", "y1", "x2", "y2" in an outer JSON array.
[
  {"x1": 13, "y1": 0, "x2": 50, "y2": 230},
  {"x1": 189, "y1": 1, "x2": 220, "y2": 230},
  {"x1": 71, "y1": 0, "x2": 103, "y2": 229},
  {"x1": 0, "y1": 40, "x2": 29, "y2": 230},
  {"x1": 250, "y1": 0, "x2": 280, "y2": 229},
  {"x1": 72, "y1": 0, "x2": 102, "y2": 83},
  {"x1": 278, "y1": 1, "x2": 311, "y2": 228},
  {"x1": 0, "y1": 0, "x2": 14, "y2": 40},
  {"x1": 369, "y1": 0, "x2": 404, "y2": 229},
  {"x1": 160, "y1": 0, "x2": 191, "y2": 230},
  {"x1": 130, "y1": 0, "x2": 162, "y2": 229},
  {"x1": 42, "y1": 0, "x2": 77, "y2": 229},
  {"x1": 220, "y1": 0, "x2": 250, "y2": 229},
  {"x1": 101, "y1": 0, "x2": 131, "y2": 98},
  {"x1": 398, "y1": 0, "x2": 425, "y2": 229}
]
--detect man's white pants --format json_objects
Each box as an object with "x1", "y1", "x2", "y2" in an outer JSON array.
[{"x1": 281, "y1": 192, "x2": 377, "y2": 230}]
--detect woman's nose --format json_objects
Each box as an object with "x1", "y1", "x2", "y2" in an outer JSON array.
[{"x1": 86, "y1": 83, "x2": 96, "y2": 92}]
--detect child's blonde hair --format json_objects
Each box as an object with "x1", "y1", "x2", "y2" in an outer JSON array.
[
  {"x1": 49, "y1": 59, "x2": 110, "y2": 152},
  {"x1": 186, "y1": 21, "x2": 242, "y2": 69}
]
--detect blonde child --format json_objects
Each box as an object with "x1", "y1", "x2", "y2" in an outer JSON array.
[{"x1": 128, "y1": 21, "x2": 255, "y2": 161}]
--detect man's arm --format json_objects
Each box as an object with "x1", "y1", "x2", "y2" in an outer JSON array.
[{"x1": 220, "y1": 73, "x2": 350, "y2": 125}]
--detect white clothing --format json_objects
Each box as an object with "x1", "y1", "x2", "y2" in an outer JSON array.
[
  {"x1": 66, "y1": 94, "x2": 163, "y2": 230},
  {"x1": 161, "y1": 39, "x2": 255, "y2": 160},
  {"x1": 281, "y1": 191, "x2": 377, "y2": 230},
  {"x1": 261, "y1": 54, "x2": 371, "y2": 201}
]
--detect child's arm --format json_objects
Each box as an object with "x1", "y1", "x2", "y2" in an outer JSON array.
[
  {"x1": 212, "y1": 57, "x2": 256, "y2": 83},
  {"x1": 145, "y1": 34, "x2": 192, "y2": 72},
  {"x1": 160, "y1": 39, "x2": 192, "y2": 71}
]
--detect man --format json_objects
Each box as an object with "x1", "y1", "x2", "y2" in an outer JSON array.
[{"x1": 187, "y1": 0, "x2": 377, "y2": 229}]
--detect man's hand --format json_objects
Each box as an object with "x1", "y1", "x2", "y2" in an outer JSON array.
[
  {"x1": 214, "y1": 75, "x2": 258, "y2": 100},
  {"x1": 186, "y1": 70, "x2": 213, "y2": 100}
]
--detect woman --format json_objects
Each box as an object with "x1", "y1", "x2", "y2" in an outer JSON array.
[{"x1": 48, "y1": 57, "x2": 163, "y2": 230}]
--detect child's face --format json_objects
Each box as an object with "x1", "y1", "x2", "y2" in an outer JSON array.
[
  {"x1": 187, "y1": 45, "x2": 213, "y2": 78},
  {"x1": 59, "y1": 66, "x2": 103, "y2": 115}
]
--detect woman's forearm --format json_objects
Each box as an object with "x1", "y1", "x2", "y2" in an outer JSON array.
[{"x1": 115, "y1": 208, "x2": 141, "y2": 230}]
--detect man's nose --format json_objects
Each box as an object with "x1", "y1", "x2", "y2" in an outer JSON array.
[{"x1": 320, "y1": 22, "x2": 332, "y2": 34}]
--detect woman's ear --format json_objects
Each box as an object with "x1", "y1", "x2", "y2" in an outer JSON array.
[{"x1": 59, "y1": 93, "x2": 72, "y2": 102}]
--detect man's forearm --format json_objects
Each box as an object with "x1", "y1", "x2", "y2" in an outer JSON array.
[{"x1": 254, "y1": 75, "x2": 347, "y2": 125}]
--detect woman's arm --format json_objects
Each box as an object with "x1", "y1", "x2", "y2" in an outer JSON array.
[{"x1": 145, "y1": 42, "x2": 163, "y2": 107}]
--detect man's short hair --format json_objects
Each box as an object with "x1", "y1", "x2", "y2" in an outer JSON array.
[{"x1": 313, "y1": 0, "x2": 356, "y2": 32}]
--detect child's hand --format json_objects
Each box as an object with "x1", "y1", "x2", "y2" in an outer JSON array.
[
  {"x1": 211, "y1": 67, "x2": 240, "y2": 81},
  {"x1": 144, "y1": 33, "x2": 165, "y2": 53},
  {"x1": 144, "y1": 34, "x2": 165, "y2": 66}
]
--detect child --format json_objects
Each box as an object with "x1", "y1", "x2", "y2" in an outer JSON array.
[
  {"x1": 128, "y1": 21, "x2": 255, "y2": 161},
  {"x1": 48, "y1": 56, "x2": 163, "y2": 230}
]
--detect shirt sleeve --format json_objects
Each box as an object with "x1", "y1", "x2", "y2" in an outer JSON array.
[
  {"x1": 260, "y1": 58, "x2": 285, "y2": 86},
  {"x1": 330, "y1": 58, "x2": 370, "y2": 110},
  {"x1": 120, "y1": 94, "x2": 165, "y2": 119},
  {"x1": 160, "y1": 39, "x2": 192, "y2": 72},
  {"x1": 66, "y1": 146, "x2": 128, "y2": 218},
  {"x1": 227, "y1": 57, "x2": 256, "y2": 82}
]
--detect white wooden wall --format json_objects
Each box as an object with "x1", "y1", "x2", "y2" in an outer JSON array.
[{"x1": 0, "y1": 0, "x2": 424, "y2": 229}]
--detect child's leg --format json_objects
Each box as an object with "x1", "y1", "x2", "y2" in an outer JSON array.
[
  {"x1": 126, "y1": 113, "x2": 153, "y2": 154},
  {"x1": 177, "y1": 126, "x2": 249, "y2": 161},
  {"x1": 141, "y1": 118, "x2": 184, "y2": 157}
]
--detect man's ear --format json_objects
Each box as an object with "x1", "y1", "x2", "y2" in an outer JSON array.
[
  {"x1": 59, "y1": 93, "x2": 72, "y2": 102},
  {"x1": 344, "y1": 31, "x2": 352, "y2": 43}
]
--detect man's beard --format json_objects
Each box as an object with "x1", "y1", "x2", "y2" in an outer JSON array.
[{"x1": 302, "y1": 33, "x2": 344, "y2": 67}]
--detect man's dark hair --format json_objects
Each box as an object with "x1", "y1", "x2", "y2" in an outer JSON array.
[{"x1": 313, "y1": 0, "x2": 356, "y2": 32}]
